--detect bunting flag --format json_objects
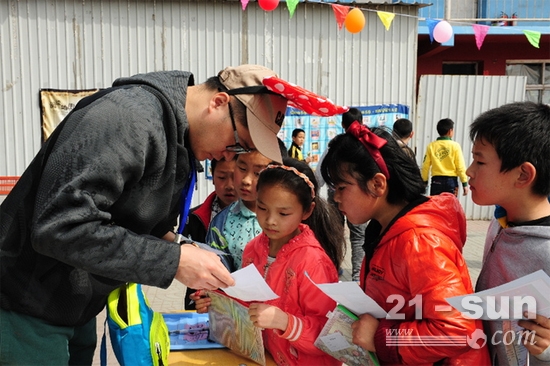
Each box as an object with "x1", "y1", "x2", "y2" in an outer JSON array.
[
  {"x1": 287, "y1": 0, "x2": 299, "y2": 18},
  {"x1": 426, "y1": 19, "x2": 440, "y2": 43},
  {"x1": 331, "y1": 4, "x2": 350, "y2": 30},
  {"x1": 247, "y1": 3, "x2": 544, "y2": 50},
  {"x1": 523, "y1": 30, "x2": 541, "y2": 48},
  {"x1": 472, "y1": 24, "x2": 490, "y2": 50},
  {"x1": 377, "y1": 11, "x2": 395, "y2": 31}
]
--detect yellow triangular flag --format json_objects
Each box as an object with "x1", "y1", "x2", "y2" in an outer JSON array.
[
  {"x1": 377, "y1": 11, "x2": 395, "y2": 31},
  {"x1": 523, "y1": 30, "x2": 541, "y2": 48}
]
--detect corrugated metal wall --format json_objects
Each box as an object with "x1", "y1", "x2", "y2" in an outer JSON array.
[
  {"x1": 415, "y1": 75, "x2": 527, "y2": 220},
  {"x1": 0, "y1": 0, "x2": 419, "y2": 206}
]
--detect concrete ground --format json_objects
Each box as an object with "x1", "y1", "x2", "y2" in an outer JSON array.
[{"x1": 93, "y1": 219, "x2": 490, "y2": 365}]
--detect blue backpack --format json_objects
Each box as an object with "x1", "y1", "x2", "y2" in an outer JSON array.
[{"x1": 101, "y1": 283, "x2": 170, "y2": 366}]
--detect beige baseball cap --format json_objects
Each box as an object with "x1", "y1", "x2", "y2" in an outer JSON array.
[{"x1": 218, "y1": 65, "x2": 288, "y2": 163}]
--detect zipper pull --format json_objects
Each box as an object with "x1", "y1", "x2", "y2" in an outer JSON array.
[{"x1": 156, "y1": 342, "x2": 163, "y2": 366}]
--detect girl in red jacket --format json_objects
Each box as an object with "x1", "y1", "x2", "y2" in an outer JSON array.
[
  {"x1": 244, "y1": 158, "x2": 345, "y2": 365},
  {"x1": 194, "y1": 158, "x2": 345, "y2": 365},
  {"x1": 319, "y1": 122, "x2": 490, "y2": 365}
]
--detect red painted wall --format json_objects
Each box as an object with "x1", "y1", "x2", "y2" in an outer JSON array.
[{"x1": 417, "y1": 34, "x2": 550, "y2": 76}]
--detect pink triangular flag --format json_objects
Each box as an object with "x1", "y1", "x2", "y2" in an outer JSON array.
[
  {"x1": 331, "y1": 4, "x2": 350, "y2": 30},
  {"x1": 240, "y1": 0, "x2": 249, "y2": 11},
  {"x1": 472, "y1": 24, "x2": 490, "y2": 50}
]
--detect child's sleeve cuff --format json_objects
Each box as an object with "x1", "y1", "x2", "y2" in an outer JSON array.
[{"x1": 278, "y1": 313, "x2": 303, "y2": 342}]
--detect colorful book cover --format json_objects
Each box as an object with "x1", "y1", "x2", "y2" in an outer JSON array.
[
  {"x1": 207, "y1": 290, "x2": 266, "y2": 366},
  {"x1": 314, "y1": 304, "x2": 380, "y2": 366},
  {"x1": 162, "y1": 312, "x2": 225, "y2": 351}
]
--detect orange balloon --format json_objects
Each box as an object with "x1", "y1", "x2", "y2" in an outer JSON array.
[{"x1": 345, "y1": 8, "x2": 365, "y2": 34}]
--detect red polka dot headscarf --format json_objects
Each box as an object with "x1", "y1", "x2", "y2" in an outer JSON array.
[{"x1": 262, "y1": 76, "x2": 348, "y2": 116}]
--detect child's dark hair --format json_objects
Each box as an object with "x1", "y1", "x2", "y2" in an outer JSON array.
[
  {"x1": 210, "y1": 156, "x2": 236, "y2": 173},
  {"x1": 321, "y1": 127, "x2": 425, "y2": 205},
  {"x1": 257, "y1": 158, "x2": 345, "y2": 270},
  {"x1": 469, "y1": 101, "x2": 550, "y2": 196},
  {"x1": 278, "y1": 137, "x2": 289, "y2": 159},
  {"x1": 291, "y1": 128, "x2": 305, "y2": 138},
  {"x1": 436, "y1": 118, "x2": 454, "y2": 136},
  {"x1": 342, "y1": 108, "x2": 363, "y2": 131},
  {"x1": 393, "y1": 118, "x2": 413, "y2": 139}
]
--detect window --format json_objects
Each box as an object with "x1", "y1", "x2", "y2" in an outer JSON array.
[
  {"x1": 506, "y1": 62, "x2": 550, "y2": 105},
  {"x1": 443, "y1": 62, "x2": 479, "y2": 75}
]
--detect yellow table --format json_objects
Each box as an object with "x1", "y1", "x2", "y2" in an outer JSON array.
[{"x1": 169, "y1": 348, "x2": 276, "y2": 365}]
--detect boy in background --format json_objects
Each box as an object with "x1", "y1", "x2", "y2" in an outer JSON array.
[
  {"x1": 206, "y1": 150, "x2": 270, "y2": 270},
  {"x1": 205, "y1": 139, "x2": 288, "y2": 270},
  {"x1": 288, "y1": 128, "x2": 312, "y2": 163},
  {"x1": 392, "y1": 118, "x2": 416, "y2": 160},
  {"x1": 182, "y1": 157, "x2": 237, "y2": 243},
  {"x1": 467, "y1": 101, "x2": 550, "y2": 365},
  {"x1": 421, "y1": 118, "x2": 469, "y2": 196}
]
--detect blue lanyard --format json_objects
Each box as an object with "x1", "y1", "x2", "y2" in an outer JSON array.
[{"x1": 176, "y1": 158, "x2": 197, "y2": 236}]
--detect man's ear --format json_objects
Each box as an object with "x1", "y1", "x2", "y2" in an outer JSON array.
[
  {"x1": 210, "y1": 91, "x2": 230, "y2": 110},
  {"x1": 409, "y1": 131, "x2": 414, "y2": 139},
  {"x1": 516, "y1": 162, "x2": 537, "y2": 188}
]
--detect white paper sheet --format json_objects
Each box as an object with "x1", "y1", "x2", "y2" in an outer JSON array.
[
  {"x1": 447, "y1": 270, "x2": 550, "y2": 366},
  {"x1": 221, "y1": 264, "x2": 279, "y2": 302},
  {"x1": 305, "y1": 272, "x2": 387, "y2": 318},
  {"x1": 446, "y1": 269, "x2": 550, "y2": 320}
]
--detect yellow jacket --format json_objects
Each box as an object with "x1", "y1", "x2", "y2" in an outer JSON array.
[{"x1": 421, "y1": 137, "x2": 468, "y2": 185}]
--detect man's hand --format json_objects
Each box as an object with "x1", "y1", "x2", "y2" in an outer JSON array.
[
  {"x1": 463, "y1": 186, "x2": 469, "y2": 196},
  {"x1": 175, "y1": 245, "x2": 235, "y2": 290}
]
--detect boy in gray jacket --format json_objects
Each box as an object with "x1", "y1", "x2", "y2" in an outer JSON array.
[{"x1": 467, "y1": 101, "x2": 550, "y2": 365}]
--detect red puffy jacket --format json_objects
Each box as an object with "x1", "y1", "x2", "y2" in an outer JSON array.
[{"x1": 360, "y1": 194, "x2": 490, "y2": 365}]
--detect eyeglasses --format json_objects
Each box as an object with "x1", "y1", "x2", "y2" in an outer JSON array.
[{"x1": 225, "y1": 102, "x2": 252, "y2": 154}]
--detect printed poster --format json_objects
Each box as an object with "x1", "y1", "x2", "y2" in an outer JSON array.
[
  {"x1": 40, "y1": 88, "x2": 99, "y2": 141},
  {"x1": 278, "y1": 104, "x2": 410, "y2": 171}
]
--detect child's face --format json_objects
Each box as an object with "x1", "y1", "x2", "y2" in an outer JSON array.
[
  {"x1": 212, "y1": 159, "x2": 237, "y2": 208},
  {"x1": 332, "y1": 170, "x2": 377, "y2": 225},
  {"x1": 234, "y1": 151, "x2": 272, "y2": 203},
  {"x1": 467, "y1": 138, "x2": 514, "y2": 206},
  {"x1": 292, "y1": 132, "x2": 305, "y2": 147},
  {"x1": 256, "y1": 184, "x2": 312, "y2": 248}
]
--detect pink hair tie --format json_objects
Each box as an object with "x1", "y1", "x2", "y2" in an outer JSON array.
[{"x1": 346, "y1": 121, "x2": 390, "y2": 179}]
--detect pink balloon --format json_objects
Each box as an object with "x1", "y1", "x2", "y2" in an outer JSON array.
[
  {"x1": 433, "y1": 20, "x2": 453, "y2": 43},
  {"x1": 258, "y1": 0, "x2": 279, "y2": 11}
]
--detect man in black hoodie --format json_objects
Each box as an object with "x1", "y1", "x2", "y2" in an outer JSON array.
[{"x1": 0, "y1": 65, "x2": 288, "y2": 364}]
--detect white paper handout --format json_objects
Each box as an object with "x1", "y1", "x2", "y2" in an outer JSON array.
[
  {"x1": 446, "y1": 269, "x2": 550, "y2": 320},
  {"x1": 221, "y1": 264, "x2": 279, "y2": 302},
  {"x1": 305, "y1": 272, "x2": 387, "y2": 318},
  {"x1": 447, "y1": 270, "x2": 550, "y2": 366}
]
